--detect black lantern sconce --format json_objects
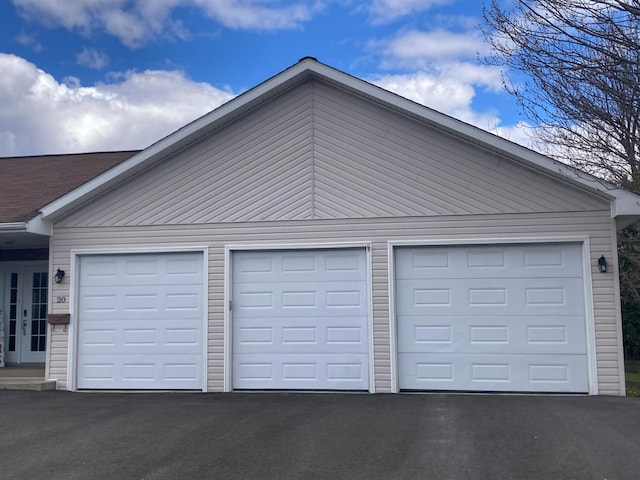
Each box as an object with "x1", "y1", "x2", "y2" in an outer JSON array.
[
  {"x1": 54, "y1": 268, "x2": 66, "y2": 284},
  {"x1": 598, "y1": 255, "x2": 608, "y2": 273}
]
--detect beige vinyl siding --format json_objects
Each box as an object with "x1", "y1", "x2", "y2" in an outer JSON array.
[
  {"x1": 48, "y1": 211, "x2": 622, "y2": 394},
  {"x1": 48, "y1": 76, "x2": 621, "y2": 394},
  {"x1": 56, "y1": 79, "x2": 606, "y2": 229}
]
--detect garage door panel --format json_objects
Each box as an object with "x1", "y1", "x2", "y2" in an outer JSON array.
[
  {"x1": 395, "y1": 244, "x2": 589, "y2": 393},
  {"x1": 77, "y1": 253, "x2": 204, "y2": 390},
  {"x1": 234, "y1": 317, "x2": 368, "y2": 354},
  {"x1": 398, "y1": 353, "x2": 588, "y2": 392},
  {"x1": 81, "y1": 257, "x2": 202, "y2": 287},
  {"x1": 234, "y1": 281, "x2": 367, "y2": 317},
  {"x1": 395, "y1": 244, "x2": 583, "y2": 279},
  {"x1": 233, "y1": 353, "x2": 368, "y2": 390},
  {"x1": 78, "y1": 354, "x2": 202, "y2": 389},
  {"x1": 79, "y1": 320, "x2": 202, "y2": 355},
  {"x1": 396, "y1": 278, "x2": 585, "y2": 316},
  {"x1": 232, "y1": 249, "x2": 369, "y2": 390},
  {"x1": 398, "y1": 315, "x2": 587, "y2": 354},
  {"x1": 233, "y1": 251, "x2": 366, "y2": 284},
  {"x1": 80, "y1": 284, "x2": 202, "y2": 321}
]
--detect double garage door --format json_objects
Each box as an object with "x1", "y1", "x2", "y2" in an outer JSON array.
[
  {"x1": 75, "y1": 244, "x2": 589, "y2": 393},
  {"x1": 76, "y1": 249, "x2": 370, "y2": 391}
]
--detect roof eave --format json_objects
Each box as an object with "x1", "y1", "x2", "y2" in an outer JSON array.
[
  {"x1": 0, "y1": 222, "x2": 28, "y2": 233},
  {"x1": 0, "y1": 215, "x2": 51, "y2": 236}
]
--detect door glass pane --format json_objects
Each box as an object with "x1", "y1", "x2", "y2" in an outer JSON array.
[
  {"x1": 8, "y1": 273, "x2": 18, "y2": 352},
  {"x1": 30, "y1": 272, "x2": 47, "y2": 352}
]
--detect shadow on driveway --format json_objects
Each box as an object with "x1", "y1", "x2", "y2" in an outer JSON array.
[{"x1": 2, "y1": 391, "x2": 639, "y2": 479}]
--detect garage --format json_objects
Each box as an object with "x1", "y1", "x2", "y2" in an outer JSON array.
[
  {"x1": 232, "y1": 248, "x2": 370, "y2": 390},
  {"x1": 395, "y1": 243, "x2": 590, "y2": 393},
  {"x1": 76, "y1": 252, "x2": 205, "y2": 389}
]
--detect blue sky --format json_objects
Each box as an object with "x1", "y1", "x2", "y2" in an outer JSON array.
[{"x1": 0, "y1": 0, "x2": 531, "y2": 156}]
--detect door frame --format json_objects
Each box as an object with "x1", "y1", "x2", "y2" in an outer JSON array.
[
  {"x1": 66, "y1": 247, "x2": 209, "y2": 392},
  {"x1": 387, "y1": 237, "x2": 598, "y2": 395},
  {"x1": 224, "y1": 242, "x2": 374, "y2": 393},
  {"x1": 1, "y1": 260, "x2": 49, "y2": 364}
]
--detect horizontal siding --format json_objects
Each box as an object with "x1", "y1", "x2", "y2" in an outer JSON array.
[
  {"x1": 58, "y1": 82, "x2": 315, "y2": 227},
  {"x1": 56, "y1": 79, "x2": 608, "y2": 229},
  {"x1": 311, "y1": 81, "x2": 606, "y2": 217},
  {"x1": 48, "y1": 210, "x2": 623, "y2": 394}
]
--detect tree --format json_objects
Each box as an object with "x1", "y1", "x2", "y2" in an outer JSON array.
[
  {"x1": 481, "y1": 1, "x2": 640, "y2": 358},
  {"x1": 482, "y1": 0, "x2": 640, "y2": 187}
]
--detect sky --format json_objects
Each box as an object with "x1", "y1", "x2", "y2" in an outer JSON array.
[{"x1": 0, "y1": 0, "x2": 533, "y2": 157}]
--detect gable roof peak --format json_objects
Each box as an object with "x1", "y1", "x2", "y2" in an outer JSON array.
[{"x1": 37, "y1": 59, "x2": 640, "y2": 225}]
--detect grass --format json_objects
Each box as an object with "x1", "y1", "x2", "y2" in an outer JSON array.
[{"x1": 625, "y1": 361, "x2": 640, "y2": 397}]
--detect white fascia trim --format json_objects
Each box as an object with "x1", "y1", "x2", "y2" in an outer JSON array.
[
  {"x1": 0, "y1": 217, "x2": 51, "y2": 236},
  {"x1": 611, "y1": 189, "x2": 640, "y2": 217},
  {"x1": 0, "y1": 222, "x2": 27, "y2": 233},
  {"x1": 26, "y1": 214, "x2": 52, "y2": 236}
]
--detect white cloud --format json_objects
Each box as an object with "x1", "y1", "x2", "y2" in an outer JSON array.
[
  {"x1": 12, "y1": 0, "x2": 315, "y2": 47},
  {"x1": 376, "y1": 29, "x2": 490, "y2": 67},
  {"x1": 491, "y1": 121, "x2": 537, "y2": 149},
  {"x1": 77, "y1": 47, "x2": 109, "y2": 69},
  {"x1": 367, "y1": 25, "x2": 508, "y2": 138},
  {"x1": 372, "y1": 70, "x2": 498, "y2": 128},
  {"x1": 371, "y1": 71, "x2": 535, "y2": 149},
  {"x1": 193, "y1": 0, "x2": 313, "y2": 30},
  {"x1": 0, "y1": 53, "x2": 235, "y2": 156},
  {"x1": 15, "y1": 30, "x2": 43, "y2": 51},
  {"x1": 368, "y1": 0, "x2": 452, "y2": 23}
]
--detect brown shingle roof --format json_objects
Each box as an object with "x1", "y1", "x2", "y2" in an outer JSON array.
[{"x1": 0, "y1": 150, "x2": 139, "y2": 223}]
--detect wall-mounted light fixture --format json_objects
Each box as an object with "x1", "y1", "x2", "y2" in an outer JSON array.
[
  {"x1": 54, "y1": 268, "x2": 66, "y2": 284},
  {"x1": 598, "y1": 255, "x2": 608, "y2": 273}
]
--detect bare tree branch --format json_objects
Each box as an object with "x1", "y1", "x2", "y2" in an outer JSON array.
[{"x1": 481, "y1": 0, "x2": 640, "y2": 307}]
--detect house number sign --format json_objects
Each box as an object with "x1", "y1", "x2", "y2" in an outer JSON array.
[{"x1": 56, "y1": 296, "x2": 67, "y2": 303}]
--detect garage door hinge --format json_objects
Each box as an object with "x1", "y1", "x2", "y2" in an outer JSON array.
[{"x1": 229, "y1": 300, "x2": 233, "y2": 311}]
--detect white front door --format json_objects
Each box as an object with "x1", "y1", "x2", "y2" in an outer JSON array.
[
  {"x1": 232, "y1": 249, "x2": 370, "y2": 391},
  {"x1": 3, "y1": 264, "x2": 48, "y2": 364}
]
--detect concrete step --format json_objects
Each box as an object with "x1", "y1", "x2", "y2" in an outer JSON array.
[{"x1": 0, "y1": 379, "x2": 57, "y2": 391}]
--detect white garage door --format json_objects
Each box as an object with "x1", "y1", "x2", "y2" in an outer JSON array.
[
  {"x1": 396, "y1": 243, "x2": 589, "y2": 393},
  {"x1": 232, "y1": 249, "x2": 369, "y2": 390},
  {"x1": 77, "y1": 252, "x2": 204, "y2": 389}
]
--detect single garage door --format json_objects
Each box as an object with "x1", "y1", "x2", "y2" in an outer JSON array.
[
  {"x1": 232, "y1": 249, "x2": 369, "y2": 390},
  {"x1": 77, "y1": 252, "x2": 204, "y2": 389},
  {"x1": 396, "y1": 243, "x2": 589, "y2": 393}
]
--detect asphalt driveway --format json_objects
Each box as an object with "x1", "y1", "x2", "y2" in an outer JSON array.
[{"x1": 2, "y1": 391, "x2": 639, "y2": 480}]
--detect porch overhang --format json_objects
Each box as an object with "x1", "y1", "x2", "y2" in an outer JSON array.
[{"x1": 0, "y1": 215, "x2": 51, "y2": 250}]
